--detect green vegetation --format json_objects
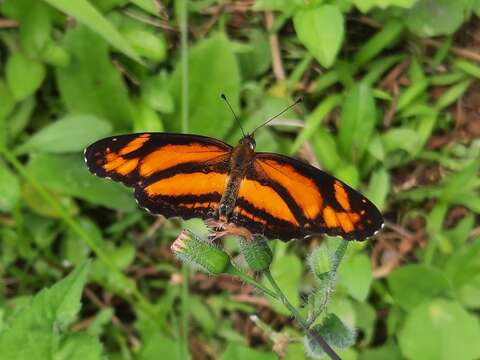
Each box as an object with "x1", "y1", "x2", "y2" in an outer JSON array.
[{"x1": 1, "y1": 0, "x2": 480, "y2": 359}]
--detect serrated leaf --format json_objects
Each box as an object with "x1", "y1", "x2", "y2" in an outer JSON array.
[
  {"x1": 293, "y1": 5, "x2": 344, "y2": 68},
  {"x1": 0, "y1": 262, "x2": 91, "y2": 358},
  {"x1": 15, "y1": 114, "x2": 112, "y2": 155},
  {"x1": 55, "y1": 333, "x2": 105, "y2": 360}
]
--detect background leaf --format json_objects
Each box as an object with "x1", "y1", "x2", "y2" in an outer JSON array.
[
  {"x1": 56, "y1": 26, "x2": 134, "y2": 129},
  {"x1": 293, "y1": 5, "x2": 345, "y2": 68},
  {"x1": 0, "y1": 262, "x2": 96, "y2": 359},
  {"x1": 168, "y1": 33, "x2": 241, "y2": 138},
  {"x1": 26, "y1": 154, "x2": 136, "y2": 211},
  {"x1": 15, "y1": 114, "x2": 112, "y2": 155},
  {"x1": 338, "y1": 83, "x2": 376, "y2": 162},
  {"x1": 398, "y1": 299, "x2": 480, "y2": 360},
  {"x1": 41, "y1": 0, "x2": 142, "y2": 63}
]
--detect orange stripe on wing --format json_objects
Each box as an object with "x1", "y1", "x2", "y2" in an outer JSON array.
[
  {"x1": 140, "y1": 144, "x2": 227, "y2": 176},
  {"x1": 119, "y1": 134, "x2": 150, "y2": 155},
  {"x1": 238, "y1": 178, "x2": 298, "y2": 225},
  {"x1": 334, "y1": 180, "x2": 351, "y2": 211},
  {"x1": 257, "y1": 159, "x2": 323, "y2": 220},
  {"x1": 144, "y1": 172, "x2": 227, "y2": 197}
]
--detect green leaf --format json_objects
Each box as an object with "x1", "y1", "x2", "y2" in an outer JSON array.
[
  {"x1": 365, "y1": 167, "x2": 390, "y2": 210},
  {"x1": 440, "y1": 160, "x2": 480, "y2": 203},
  {"x1": 55, "y1": 333, "x2": 105, "y2": 360},
  {"x1": 308, "y1": 314, "x2": 356, "y2": 352},
  {"x1": 41, "y1": 0, "x2": 142, "y2": 63},
  {"x1": 19, "y1": 0, "x2": 52, "y2": 56},
  {"x1": 291, "y1": 94, "x2": 342, "y2": 155},
  {"x1": 268, "y1": 243, "x2": 302, "y2": 314},
  {"x1": 0, "y1": 262, "x2": 93, "y2": 358},
  {"x1": 26, "y1": 153, "x2": 136, "y2": 211},
  {"x1": 338, "y1": 83, "x2": 376, "y2": 162},
  {"x1": 445, "y1": 240, "x2": 480, "y2": 309},
  {"x1": 221, "y1": 343, "x2": 276, "y2": 360},
  {"x1": 359, "y1": 343, "x2": 403, "y2": 360},
  {"x1": 338, "y1": 253, "x2": 372, "y2": 301},
  {"x1": 15, "y1": 114, "x2": 112, "y2": 155},
  {"x1": 399, "y1": 299, "x2": 480, "y2": 360},
  {"x1": 381, "y1": 128, "x2": 420, "y2": 154},
  {"x1": 388, "y1": 265, "x2": 450, "y2": 310},
  {"x1": 293, "y1": 5, "x2": 344, "y2": 68},
  {"x1": 0, "y1": 79, "x2": 15, "y2": 121},
  {"x1": 168, "y1": 33, "x2": 240, "y2": 138},
  {"x1": 6, "y1": 52, "x2": 46, "y2": 101},
  {"x1": 0, "y1": 160, "x2": 21, "y2": 212},
  {"x1": 122, "y1": 27, "x2": 167, "y2": 62},
  {"x1": 236, "y1": 30, "x2": 272, "y2": 80},
  {"x1": 353, "y1": 0, "x2": 417, "y2": 12},
  {"x1": 253, "y1": 0, "x2": 303, "y2": 13},
  {"x1": 56, "y1": 26, "x2": 134, "y2": 128},
  {"x1": 406, "y1": 0, "x2": 467, "y2": 37},
  {"x1": 138, "y1": 333, "x2": 180, "y2": 360}
]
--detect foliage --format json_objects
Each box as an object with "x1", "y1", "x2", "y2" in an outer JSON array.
[{"x1": 1, "y1": 0, "x2": 480, "y2": 359}]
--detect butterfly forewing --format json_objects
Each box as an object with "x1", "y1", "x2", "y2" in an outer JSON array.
[{"x1": 84, "y1": 133, "x2": 232, "y2": 219}]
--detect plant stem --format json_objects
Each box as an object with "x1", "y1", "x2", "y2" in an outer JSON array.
[
  {"x1": 226, "y1": 263, "x2": 279, "y2": 300},
  {"x1": 306, "y1": 239, "x2": 349, "y2": 327},
  {"x1": 263, "y1": 270, "x2": 340, "y2": 360}
]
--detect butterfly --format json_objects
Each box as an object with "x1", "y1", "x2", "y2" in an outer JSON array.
[{"x1": 84, "y1": 99, "x2": 383, "y2": 241}]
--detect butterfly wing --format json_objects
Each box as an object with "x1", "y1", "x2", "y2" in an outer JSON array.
[
  {"x1": 84, "y1": 133, "x2": 232, "y2": 220},
  {"x1": 230, "y1": 152, "x2": 383, "y2": 241}
]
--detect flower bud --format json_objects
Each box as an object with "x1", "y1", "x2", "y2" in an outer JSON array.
[
  {"x1": 238, "y1": 235, "x2": 273, "y2": 272},
  {"x1": 171, "y1": 230, "x2": 230, "y2": 275},
  {"x1": 308, "y1": 245, "x2": 332, "y2": 281}
]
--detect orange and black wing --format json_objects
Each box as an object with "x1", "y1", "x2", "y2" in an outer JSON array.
[
  {"x1": 231, "y1": 153, "x2": 383, "y2": 241},
  {"x1": 84, "y1": 133, "x2": 232, "y2": 220}
]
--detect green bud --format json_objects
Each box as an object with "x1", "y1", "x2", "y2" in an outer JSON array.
[
  {"x1": 308, "y1": 245, "x2": 332, "y2": 281},
  {"x1": 304, "y1": 314, "x2": 356, "y2": 358},
  {"x1": 239, "y1": 235, "x2": 272, "y2": 272},
  {"x1": 171, "y1": 230, "x2": 230, "y2": 275}
]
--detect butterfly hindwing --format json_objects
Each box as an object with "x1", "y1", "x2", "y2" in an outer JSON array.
[
  {"x1": 84, "y1": 133, "x2": 232, "y2": 219},
  {"x1": 231, "y1": 153, "x2": 383, "y2": 240}
]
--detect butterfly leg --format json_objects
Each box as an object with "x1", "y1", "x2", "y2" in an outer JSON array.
[{"x1": 206, "y1": 218, "x2": 253, "y2": 241}]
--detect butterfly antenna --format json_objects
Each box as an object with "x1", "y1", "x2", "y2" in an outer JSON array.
[
  {"x1": 251, "y1": 97, "x2": 303, "y2": 134},
  {"x1": 221, "y1": 94, "x2": 246, "y2": 137}
]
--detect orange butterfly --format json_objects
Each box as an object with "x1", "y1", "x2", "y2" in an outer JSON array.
[{"x1": 84, "y1": 102, "x2": 383, "y2": 241}]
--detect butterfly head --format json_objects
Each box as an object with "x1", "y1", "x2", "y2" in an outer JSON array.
[{"x1": 239, "y1": 134, "x2": 256, "y2": 151}]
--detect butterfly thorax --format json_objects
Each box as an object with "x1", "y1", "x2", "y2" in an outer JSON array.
[{"x1": 218, "y1": 136, "x2": 256, "y2": 222}]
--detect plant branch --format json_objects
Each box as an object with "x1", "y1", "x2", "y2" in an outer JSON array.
[
  {"x1": 264, "y1": 269, "x2": 341, "y2": 360},
  {"x1": 307, "y1": 239, "x2": 349, "y2": 327}
]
